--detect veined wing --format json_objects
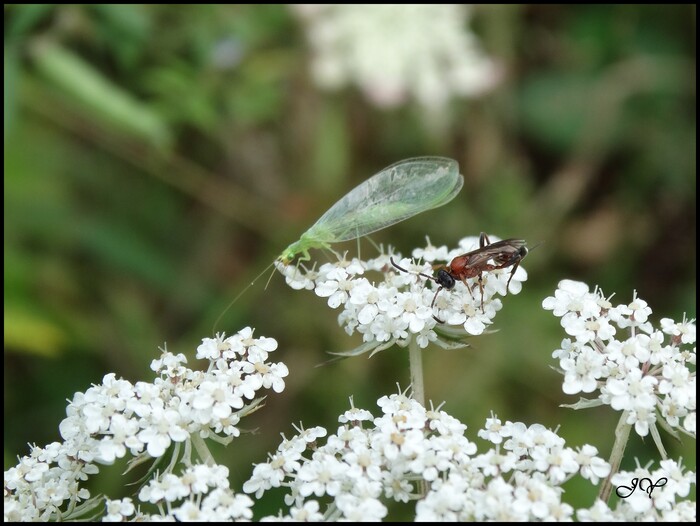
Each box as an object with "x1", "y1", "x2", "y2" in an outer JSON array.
[
  {"x1": 459, "y1": 239, "x2": 527, "y2": 268},
  {"x1": 304, "y1": 157, "x2": 463, "y2": 243}
]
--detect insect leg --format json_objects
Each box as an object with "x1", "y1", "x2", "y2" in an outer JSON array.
[
  {"x1": 430, "y1": 287, "x2": 445, "y2": 323},
  {"x1": 479, "y1": 232, "x2": 491, "y2": 248},
  {"x1": 326, "y1": 247, "x2": 344, "y2": 262},
  {"x1": 292, "y1": 258, "x2": 304, "y2": 281},
  {"x1": 505, "y1": 261, "x2": 521, "y2": 292},
  {"x1": 295, "y1": 249, "x2": 312, "y2": 264},
  {"x1": 475, "y1": 274, "x2": 485, "y2": 313},
  {"x1": 430, "y1": 287, "x2": 444, "y2": 309},
  {"x1": 460, "y1": 277, "x2": 476, "y2": 302}
]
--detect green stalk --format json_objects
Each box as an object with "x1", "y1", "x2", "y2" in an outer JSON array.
[
  {"x1": 409, "y1": 338, "x2": 428, "y2": 498},
  {"x1": 598, "y1": 410, "x2": 632, "y2": 502},
  {"x1": 409, "y1": 338, "x2": 425, "y2": 407},
  {"x1": 191, "y1": 434, "x2": 215, "y2": 466}
]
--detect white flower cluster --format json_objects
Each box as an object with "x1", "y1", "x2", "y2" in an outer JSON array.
[
  {"x1": 578, "y1": 459, "x2": 696, "y2": 521},
  {"x1": 243, "y1": 393, "x2": 610, "y2": 521},
  {"x1": 544, "y1": 280, "x2": 696, "y2": 440},
  {"x1": 101, "y1": 464, "x2": 254, "y2": 521},
  {"x1": 3, "y1": 440, "x2": 95, "y2": 522},
  {"x1": 3, "y1": 328, "x2": 287, "y2": 522},
  {"x1": 136, "y1": 464, "x2": 253, "y2": 521},
  {"x1": 277, "y1": 236, "x2": 528, "y2": 356},
  {"x1": 291, "y1": 5, "x2": 501, "y2": 111}
]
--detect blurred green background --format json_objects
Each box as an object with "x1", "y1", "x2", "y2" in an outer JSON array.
[{"x1": 4, "y1": 4, "x2": 695, "y2": 513}]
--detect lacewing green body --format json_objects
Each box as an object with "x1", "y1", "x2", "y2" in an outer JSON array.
[{"x1": 279, "y1": 157, "x2": 463, "y2": 263}]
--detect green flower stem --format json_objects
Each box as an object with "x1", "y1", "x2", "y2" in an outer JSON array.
[
  {"x1": 409, "y1": 338, "x2": 428, "y2": 498},
  {"x1": 192, "y1": 433, "x2": 215, "y2": 466},
  {"x1": 598, "y1": 410, "x2": 632, "y2": 503},
  {"x1": 409, "y1": 339, "x2": 425, "y2": 407}
]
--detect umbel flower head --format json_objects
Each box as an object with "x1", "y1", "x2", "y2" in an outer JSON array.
[
  {"x1": 544, "y1": 280, "x2": 696, "y2": 444},
  {"x1": 291, "y1": 5, "x2": 501, "y2": 112},
  {"x1": 244, "y1": 391, "x2": 611, "y2": 521},
  {"x1": 3, "y1": 328, "x2": 287, "y2": 522},
  {"x1": 277, "y1": 235, "x2": 528, "y2": 357}
]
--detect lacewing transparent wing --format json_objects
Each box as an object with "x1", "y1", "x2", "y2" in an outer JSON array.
[{"x1": 279, "y1": 157, "x2": 463, "y2": 263}]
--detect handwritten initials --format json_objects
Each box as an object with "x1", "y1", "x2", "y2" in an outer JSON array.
[{"x1": 616, "y1": 477, "x2": 668, "y2": 499}]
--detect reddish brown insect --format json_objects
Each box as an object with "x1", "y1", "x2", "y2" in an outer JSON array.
[{"x1": 391, "y1": 233, "x2": 528, "y2": 321}]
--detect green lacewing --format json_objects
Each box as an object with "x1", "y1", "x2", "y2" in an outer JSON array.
[
  {"x1": 214, "y1": 157, "x2": 463, "y2": 331},
  {"x1": 279, "y1": 156, "x2": 463, "y2": 264}
]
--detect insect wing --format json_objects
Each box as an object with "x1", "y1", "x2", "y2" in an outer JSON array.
[
  {"x1": 304, "y1": 157, "x2": 463, "y2": 243},
  {"x1": 454, "y1": 239, "x2": 527, "y2": 268},
  {"x1": 487, "y1": 239, "x2": 528, "y2": 266}
]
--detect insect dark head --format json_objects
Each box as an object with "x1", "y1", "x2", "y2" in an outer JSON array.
[
  {"x1": 435, "y1": 269, "x2": 456, "y2": 290},
  {"x1": 519, "y1": 246, "x2": 529, "y2": 259}
]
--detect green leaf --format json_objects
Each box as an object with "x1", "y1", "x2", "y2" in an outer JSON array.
[
  {"x1": 30, "y1": 41, "x2": 172, "y2": 149},
  {"x1": 4, "y1": 307, "x2": 67, "y2": 357}
]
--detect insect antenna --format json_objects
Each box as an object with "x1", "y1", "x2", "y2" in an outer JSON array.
[
  {"x1": 502, "y1": 240, "x2": 543, "y2": 290},
  {"x1": 263, "y1": 261, "x2": 278, "y2": 290},
  {"x1": 390, "y1": 257, "x2": 445, "y2": 323},
  {"x1": 212, "y1": 259, "x2": 277, "y2": 334},
  {"x1": 390, "y1": 256, "x2": 436, "y2": 282}
]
